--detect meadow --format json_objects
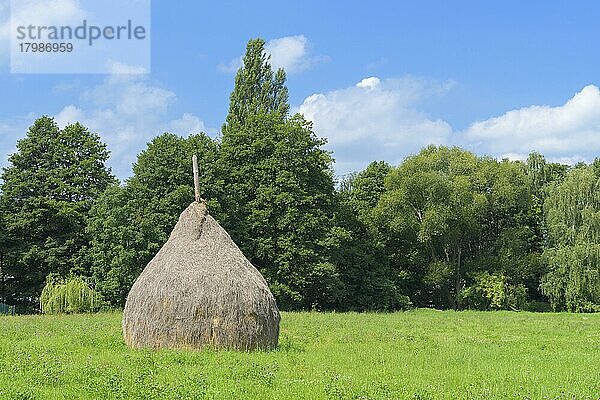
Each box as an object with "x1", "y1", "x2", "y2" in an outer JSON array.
[{"x1": 1, "y1": 309, "x2": 599, "y2": 399}]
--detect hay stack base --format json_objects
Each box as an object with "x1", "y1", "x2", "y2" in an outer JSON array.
[{"x1": 123, "y1": 202, "x2": 280, "y2": 350}]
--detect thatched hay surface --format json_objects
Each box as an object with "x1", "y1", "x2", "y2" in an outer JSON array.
[{"x1": 123, "y1": 202, "x2": 280, "y2": 350}]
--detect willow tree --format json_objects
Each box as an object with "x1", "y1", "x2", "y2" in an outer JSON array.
[
  {"x1": 40, "y1": 275, "x2": 101, "y2": 314},
  {"x1": 541, "y1": 164, "x2": 600, "y2": 311}
]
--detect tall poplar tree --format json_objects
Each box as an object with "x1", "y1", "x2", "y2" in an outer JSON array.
[
  {"x1": 223, "y1": 38, "x2": 289, "y2": 130},
  {"x1": 220, "y1": 39, "x2": 340, "y2": 310}
]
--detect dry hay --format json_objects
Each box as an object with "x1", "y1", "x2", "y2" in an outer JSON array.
[{"x1": 123, "y1": 202, "x2": 280, "y2": 350}]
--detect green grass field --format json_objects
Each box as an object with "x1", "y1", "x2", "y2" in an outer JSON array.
[{"x1": 1, "y1": 310, "x2": 599, "y2": 399}]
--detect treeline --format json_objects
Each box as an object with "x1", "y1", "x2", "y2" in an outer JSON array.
[{"x1": 1, "y1": 39, "x2": 599, "y2": 313}]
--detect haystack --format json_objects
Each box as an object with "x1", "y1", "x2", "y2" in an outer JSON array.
[{"x1": 123, "y1": 201, "x2": 280, "y2": 350}]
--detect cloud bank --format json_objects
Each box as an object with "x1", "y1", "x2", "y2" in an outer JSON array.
[
  {"x1": 54, "y1": 72, "x2": 208, "y2": 179},
  {"x1": 463, "y1": 85, "x2": 600, "y2": 164},
  {"x1": 296, "y1": 78, "x2": 600, "y2": 175},
  {"x1": 297, "y1": 76, "x2": 454, "y2": 174}
]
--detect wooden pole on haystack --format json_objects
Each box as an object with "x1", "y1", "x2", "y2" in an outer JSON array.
[{"x1": 192, "y1": 155, "x2": 200, "y2": 203}]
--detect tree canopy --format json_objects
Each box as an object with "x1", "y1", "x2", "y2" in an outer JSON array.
[
  {"x1": 541, "y1": 165, "x2": 600, "y2": 311},
  {"x1": 219, "y1": 38, "x2": 339, "y2": 309},
  {"x1": 0, "y1": 117, "x2": 114, "y2": 310},
  {"x1": 223, "y1": 38, "x2": 289, "y2": 130},
  {"x1": 86, "y1": 133, "x2": 220, "y2": 307},
  {"x1": 0, "y1": 38, "x2": 595, "y2": 315}
]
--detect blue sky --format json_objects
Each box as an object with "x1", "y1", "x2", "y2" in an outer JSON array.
[{"x1": 1, "y1": 0, "x2": 600, "y2": 179}]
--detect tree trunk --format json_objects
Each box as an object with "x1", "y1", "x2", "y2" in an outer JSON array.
[{"x1": 454, "y1": 247, "x2": 462, "y2": 309}]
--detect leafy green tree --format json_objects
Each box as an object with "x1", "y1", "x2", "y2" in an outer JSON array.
[
  {"x1": 525, "y1": 152, "x2": 568, "y2": 249},
  {"x1": 0, "y1": 216, "x2": 8, "y2": 305},
  {"x1": 526, "y1": 152, "x2": 568, "y2": 199},
  {"x1": 331, "y1": 162, "x2": 411, "y2": 310},
  {"x1": 541, "y1": 164, "x2": 600, "y2": 311},
  {"x1": 373, "y1": 148, "x2": 548, "y2": 310},
  {"x1": 466, "y1": 158, "x2": 546, "y2": 304},
  {"x1": 375, "y1": 146, "x2": 486, "y2": 308},
  {"x1": 0, "y1": 117, "x2": 114, "y2": 310},
  {"x1": 545, "y1": 165, "x2": 600, "y2": 247},
  {"x1": 459, "y1": 272, "x2": 527, "y2": 310},
  {"x1": 220, "y1": 39, "x2": 339, "y2": 310},
  {"x1": 221, "y1": 113, "x2": 340, "y2": 310},
  {"x1": 219, "y1": 38, "x2": 291, "y2": 241},
  {"x1": 224, "y1": 38, "x2": 289, "y2": 129},
  {"x1": 86, "y1": 133, "x2": 221, "y2": 307},
  {"x1": 339, "y1": 161, "x2": 391, "y2": 222}
]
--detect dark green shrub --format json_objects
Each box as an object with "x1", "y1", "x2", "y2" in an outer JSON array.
[{"x1": 460, "y1": 272, "x2": 528, "y2": 310}]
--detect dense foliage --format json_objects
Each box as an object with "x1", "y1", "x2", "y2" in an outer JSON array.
[
  {"x1": 541, "y1": 163, "x2": 600, "y2": 311},
  {"x1": 0, "y1": 39, "x2": 596, "y2": 313},
  {"x1": 85, "y1": 133, "x2": 221, "y2": 307},
  {"x1": 219, "y1": 39, "x2": 340, "y2": 310},
  {"x1": 0, "y1": 118, "x2": 114, "y2": 311},
  {"x1": 370, "y1": 148, "x2": 551, "y2": 310},
  {"x1": 331, "y1": 161, "x2": 411, "y2": 311}
]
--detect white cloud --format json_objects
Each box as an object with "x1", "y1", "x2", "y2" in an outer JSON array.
[
  {"x1": 265, "y1": 35, "x2": 320, "y2": 73},
  {"x1": 220, "y1": 35, "x2": 325, "y2": 74},
  {"x1": 168, "y1": 113, "x2": 205, "y2": 135},
  {"x1": 297, "y1": 76, "x2": 454, "y2": 174},
  {"x1": 498, "y1": 152, "x2": 527, "y2": 162},
  {"x1": 298, "y1": 79, "x2": 600, "y2": 175},
  {"x1": 82, "y1": 74, "x2": 175, "y2": 117},
  {"x1": 54, "y1": 74, "x2": 208, "y2": 179},
  {"x1": 356, "y1": 77, "x2": 381, "y2": 89},
  {"x1": 464, "y1": 85, "x2": 600, "y2": 162},
  {"x1": 0, "y1": 114, "x2": 33, "y2": 164},
  {"x1": 55, "y1": 105, "x2": 84, "y2": 127}
]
